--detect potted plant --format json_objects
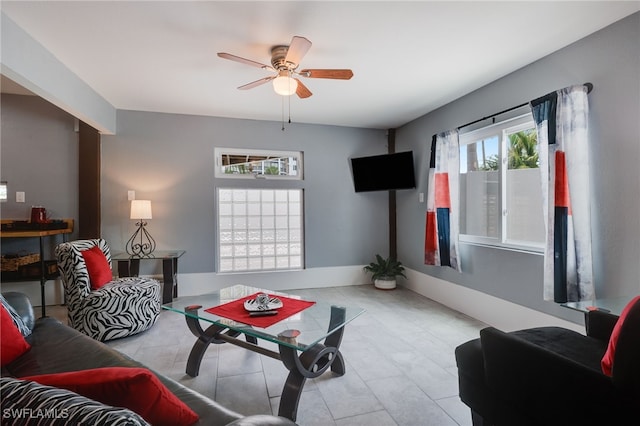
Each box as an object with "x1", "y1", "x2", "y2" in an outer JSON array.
[{"x1": 363, "y1": 254, "x2": 406, "y2": 290}]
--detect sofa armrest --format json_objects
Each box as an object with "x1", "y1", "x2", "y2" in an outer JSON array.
[
  {"x1": 1, "y1": 291, "x2": 35, "y2": 331},
  {"x1": 585, "y1": 309, "x2": 619, "y2": 342},
  {"x1": 480, "y1": 327, "x2": 618, "y2": 425}
]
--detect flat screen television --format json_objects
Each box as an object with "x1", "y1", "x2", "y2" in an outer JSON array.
[{"x1": 350, "y1": 151, "x2": 416, "y2": 192}]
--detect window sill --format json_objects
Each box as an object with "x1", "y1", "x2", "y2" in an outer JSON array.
[{"x1": 459, "y1": 240, "x2": 544, "y2": 255}]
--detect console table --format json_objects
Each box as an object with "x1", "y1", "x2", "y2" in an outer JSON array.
[
  {"x1": 0, "y1": 219, "x2": 74, "y2": 317},
  {"x1": 112, "y1": 250, "x2": 185, "y2": 304}
]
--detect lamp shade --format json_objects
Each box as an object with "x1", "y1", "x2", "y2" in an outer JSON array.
[
  {"x1": 272, "y1": 71, "x2": 298, "y2": 96},
  {"x1": 130, "y1": 200, "x2": 152, "y2": 220}
]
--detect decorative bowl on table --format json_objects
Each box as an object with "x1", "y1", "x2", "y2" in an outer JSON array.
[{"x1": 244, "y1": 295, "x2": 283, "y2": 311}]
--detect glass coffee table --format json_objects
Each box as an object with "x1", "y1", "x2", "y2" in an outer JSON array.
[{"x1": 162, "y1": 285, "x2": 365, "y2": 421}]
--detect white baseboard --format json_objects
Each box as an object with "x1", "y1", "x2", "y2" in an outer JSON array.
[
  {"x1": 1, "y1": 267, "x2": 368, "y2": 307},
  {"x1": 401, "y1": 268, "x2": 584, "y2": 333},
  {"x1": 176, "y1": 265, "x2": 370, "y2": 296},
  {"x1": 5, "y1": 265, "x2": 583, "y2": 335}
]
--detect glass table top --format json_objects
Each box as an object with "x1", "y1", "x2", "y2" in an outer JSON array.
[
  {"x1": 111, "y1": 250, "x2": 185, "y2": 260},
  {"x1": 561, "y1": 296, "x2": 635, "y2": 316},
  {"x1": 162, "y1": 285, "x2": 365, "y2": 351}
]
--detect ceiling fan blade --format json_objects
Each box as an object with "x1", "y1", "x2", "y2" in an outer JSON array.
[
  {"x1": 238, "y1": 76, "x2": 276, "y2": 90},
  {"x1": 285, "y1": 36, "x2": 312, "y2": 66},
  {"x1": 217, "y1": 52, "x2": 275, "y2": 71},
  {"x1": 294, "y1": 79, "x2": 312, "y2": 99},
  {"x1": 299, "y1": 69, "x2": 354, "y2": 80}
]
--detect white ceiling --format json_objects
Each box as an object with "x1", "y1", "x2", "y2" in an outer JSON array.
[{"x1": 2, "y1": 1, "x2": 638, "y2": 129}]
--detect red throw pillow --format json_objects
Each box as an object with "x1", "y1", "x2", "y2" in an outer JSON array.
[
  {"x1": 81, "y1": 245, "x2": 113, "y2": 290},
  {"x1": 1, "y1": 305, "x2": 31, "y2": 366},
  {"x1": 23, "y1": 367, "x2": 199, "y2": 426},
  {"x1": 601, "y1": 295, "x2": 640, "y2": 376}
]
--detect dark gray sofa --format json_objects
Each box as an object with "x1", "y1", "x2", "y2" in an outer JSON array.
[{"x1": 1, "y1": 291, "x2": 296, "y2": 426}]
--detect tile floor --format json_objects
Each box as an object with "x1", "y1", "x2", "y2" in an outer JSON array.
[{"x1": 43, "y1": 285, "x2": 487, "y2": 426}]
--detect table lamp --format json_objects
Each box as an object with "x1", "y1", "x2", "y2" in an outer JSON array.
[{"x1": 125, "y1": 199, "x2": 156, "y2": 256}]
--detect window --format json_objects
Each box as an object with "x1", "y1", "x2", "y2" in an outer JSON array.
[
  {"x1": 217, "y1": 188, "x2": 304, "y2": 273},
  {"x1": 215, "y1": 148, "x2": 302, "y2": 179},
  {"x1": 459, "y1": 114, "x2": 544, "y2": 251}
]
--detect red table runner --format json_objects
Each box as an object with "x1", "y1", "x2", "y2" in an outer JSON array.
[{"x1": 205, "y1": 292, "x2": 316, "y2": 328}]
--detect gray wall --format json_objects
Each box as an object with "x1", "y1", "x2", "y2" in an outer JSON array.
[
  {"x1": 395, "y1": 12, "x2": 640, "y2": 321},
  {"x1": 2, "y1": 13, "x2": 638, "y2": 320},
  {"x1": 0, "y1": 94, "x2": 80, "y2": 253},
  {"x1": 101, "y1": 110, "x2": 389, "y2": 274},
  {"x1": 0, "y1": 94, "x2": 79, "y2": 302},
  {"x1": 1, "y1": 94, "x2": 78, "y2": 221}
]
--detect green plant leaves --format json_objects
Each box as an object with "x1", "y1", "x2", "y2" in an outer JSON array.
[{"x1": 363, "y1": 254, "x2": 406, "y2": 281}]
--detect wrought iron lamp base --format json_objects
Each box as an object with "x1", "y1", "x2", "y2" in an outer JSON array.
[{"x1": 125, "y1": 221, "x2": 156, "y2": 256}]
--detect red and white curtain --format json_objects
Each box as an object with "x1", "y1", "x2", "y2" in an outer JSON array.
[
  {"x1": 424, "y1": 130, "x2": 461, "y2": 272},
  {"x1": 530, "y1": 85, "x2": 594, "y2": 302}
]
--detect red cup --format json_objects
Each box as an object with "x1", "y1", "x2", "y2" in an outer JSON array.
[{"x1": 30, "y1": 206, "x2": 47, "y2": 223}]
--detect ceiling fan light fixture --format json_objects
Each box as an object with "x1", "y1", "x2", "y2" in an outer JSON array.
[{"x1": 272, "y1": 72, "x2": 298, "y2": 96}]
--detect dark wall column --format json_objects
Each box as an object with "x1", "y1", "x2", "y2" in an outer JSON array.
[
  {"x1": 388, "y1": 128, "x2": 397, "y2": 260},
  {"x1": 78, "y1": 121, "x2": 101, "y2": 238}
]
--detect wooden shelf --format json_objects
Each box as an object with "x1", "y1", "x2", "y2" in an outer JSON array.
[
  {"x1": 1, "y1": 260, "x2": 59, "y2": 282},
  {"x1": 0, "y1": 219, "x2": 73, "y2": 317},
  {"x1": 0, "y1": 219, "x2": 74, "y2": 238}
]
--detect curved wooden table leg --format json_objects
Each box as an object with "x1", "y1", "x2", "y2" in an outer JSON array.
[
  {"x1": 183, "y1": 305, "x2": 256, "y2": 377},
  {"x1": 277, "y1": 306, "x2": 347, "y2": 421}
]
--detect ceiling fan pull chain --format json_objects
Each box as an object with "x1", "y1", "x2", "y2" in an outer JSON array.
[
  {"x1": 288, "y1": 91, "x2": 292, "y2": 125},
  {"x1": 281, "y1": 96, "x2": 286, "y2": 131}
]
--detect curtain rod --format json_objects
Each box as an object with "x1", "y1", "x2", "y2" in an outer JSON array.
[{"x1": 456, "y1": 82, "x2": 593, "y2": 131}]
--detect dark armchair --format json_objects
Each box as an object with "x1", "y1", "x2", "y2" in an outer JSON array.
[{"x1": 455, "y1": 297, "x2": 640, "y2": 426}]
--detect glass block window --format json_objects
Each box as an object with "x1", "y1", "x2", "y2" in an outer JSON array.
[{"x1": 217, "y1": 188, "x2": 304, "y2": 272}]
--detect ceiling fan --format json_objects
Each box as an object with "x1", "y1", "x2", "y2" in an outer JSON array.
[{"x1": 217, "y1": 36, "x2": 353, "y2": 98}]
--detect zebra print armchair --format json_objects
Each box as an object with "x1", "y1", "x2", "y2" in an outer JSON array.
[{"x1": 55, "y1": 239, "x2": 161, "y2": 342}]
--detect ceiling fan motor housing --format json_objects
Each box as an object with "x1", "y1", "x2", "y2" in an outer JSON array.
[{"x1": 270, "y1": 45, "x2": 297, "y2": 71}]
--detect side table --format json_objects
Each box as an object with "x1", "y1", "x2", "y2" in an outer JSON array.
[
  {"x1": 562, "y1": 296, "x2": 633, "y2": 335},
  {"x1": 0, "y1": 219, "x2": 74, "y2": 317},
  {"x1": 562, "y1": 297, "x2": 632, "y2": 317},
  {"x1": 111, "y1": 250, "x2": 185, "y2": 304}
]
